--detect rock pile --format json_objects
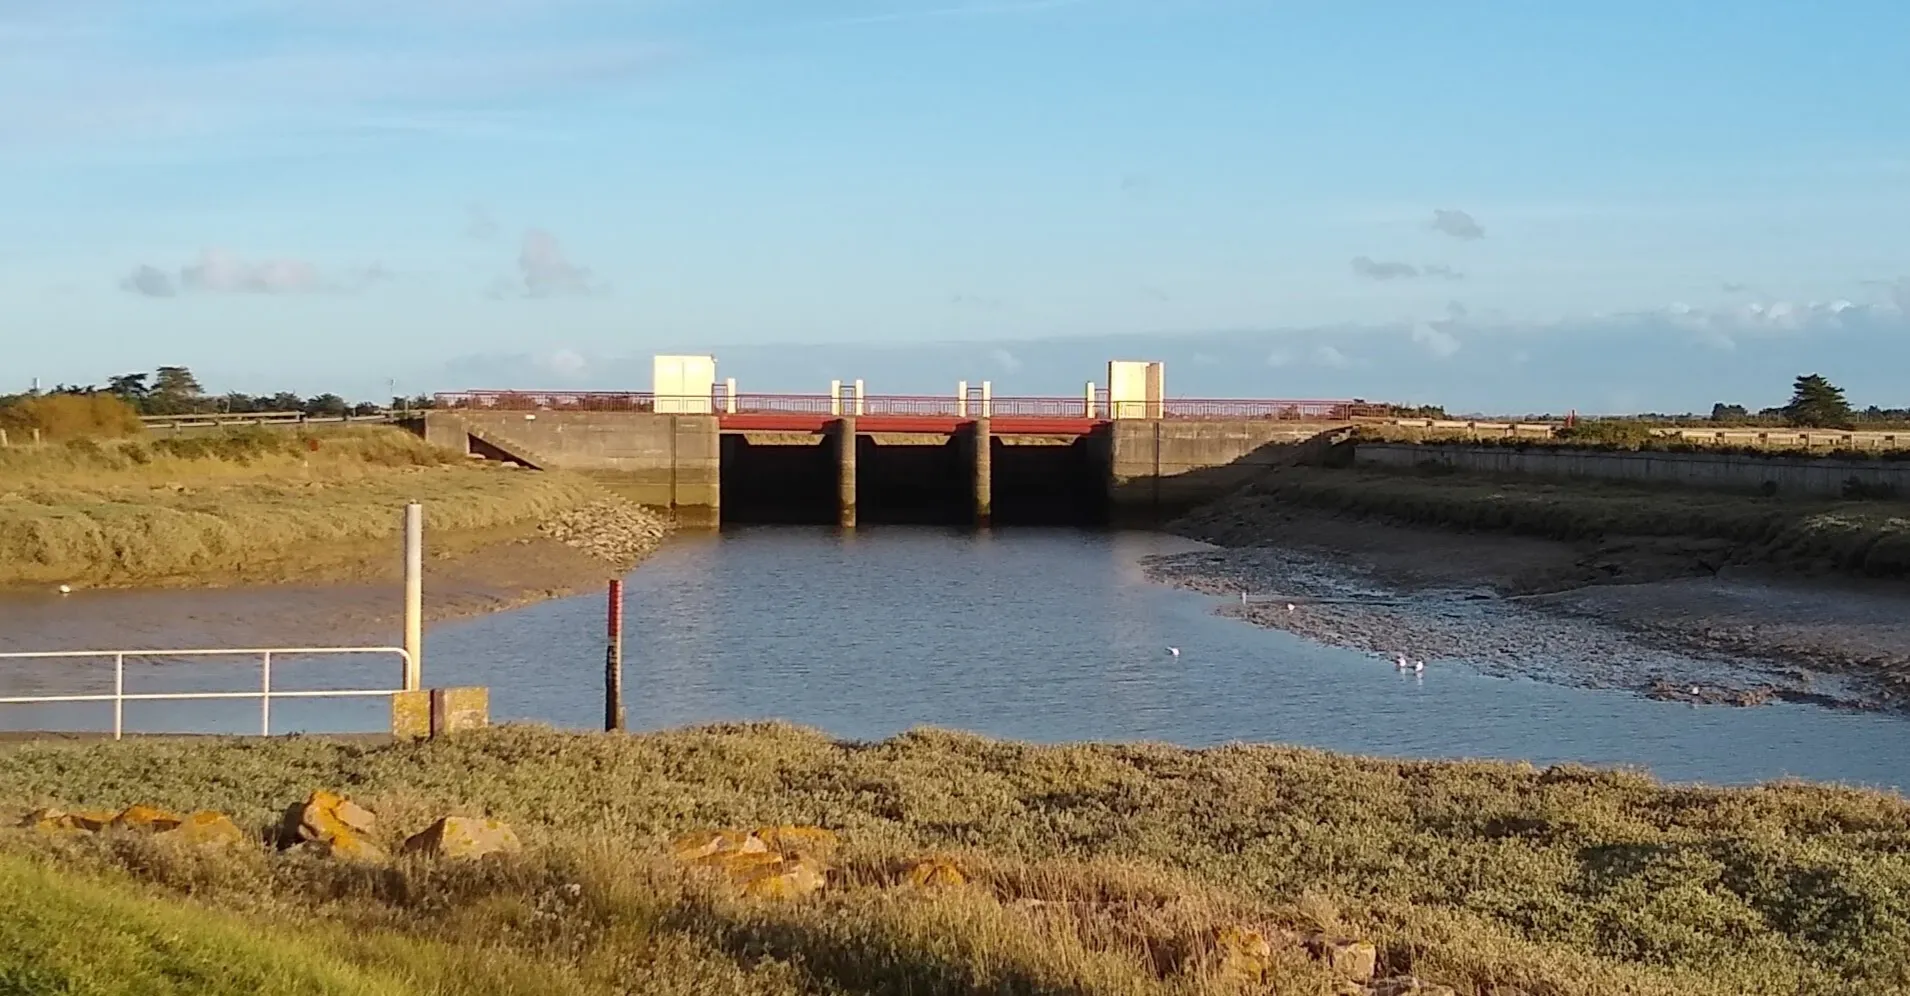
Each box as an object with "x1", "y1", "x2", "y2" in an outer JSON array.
[
  {"x1": 402, "y1": 816, "x2": 522, "y2": 861},
  {"x1": 281, "y1": 790, "x2": 384, "y2": 862},
  {"x1": 539, "y1": 499, "x2": 670, "y2": 566},
  {"x1": 670, "y1": 825, "x2": 836, "y2": 900},
  {"x1": 1178, "y1": 924, "x2": 1390, "y2": 988},
  {"x1": 20, "y1": 804, "x2": 245, "y2": 849}
]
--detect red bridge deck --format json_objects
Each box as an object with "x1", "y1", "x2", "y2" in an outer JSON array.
[{"x1": 434, "y1": 392, "x2": 1378, "y2": 434}]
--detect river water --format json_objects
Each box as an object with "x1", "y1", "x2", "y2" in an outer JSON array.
[{"x1": 4, "y1": 527, "x2": 1909, "y2": 790}]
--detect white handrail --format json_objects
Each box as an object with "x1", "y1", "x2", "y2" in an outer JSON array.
[{"x1": 0, "y1": 646, "x2": 413, "y2": 739}]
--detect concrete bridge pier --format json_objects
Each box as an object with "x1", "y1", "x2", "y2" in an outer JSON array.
[
  {"x1": 834, "y1": 417, "x2": 857, "y2": 528},
  {"x1": 971, "y1": 417, "x2": 992, "y2": 527}
]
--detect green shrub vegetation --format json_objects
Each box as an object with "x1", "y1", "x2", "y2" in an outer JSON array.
[{"x1": 2, "y1": 726, "x2": 1907, "y2": 995}]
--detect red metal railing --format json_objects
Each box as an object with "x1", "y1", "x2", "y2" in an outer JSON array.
[{"x1": 433, "y1": 391, "x2": 1387, "y2": 420}]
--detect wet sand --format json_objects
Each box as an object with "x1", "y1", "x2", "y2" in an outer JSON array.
[{"x1": 1152, "y1": 509, "x2": 1910, "y2": 712}]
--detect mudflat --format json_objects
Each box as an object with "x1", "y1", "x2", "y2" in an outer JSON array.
[{"x1": 1159, "y1": 467, "x2": 1910, "y2": 711}]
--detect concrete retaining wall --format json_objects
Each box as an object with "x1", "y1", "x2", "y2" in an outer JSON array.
[
  {"x1": 1354, "y1": 442, "x2": 1910, "y2": 497},
  {"x1": 423, "y1": 411, "x2": 720, "y2": 523},
  {"x1": 1108, "y1": 421, "x2": 1344, "y2": 523}
]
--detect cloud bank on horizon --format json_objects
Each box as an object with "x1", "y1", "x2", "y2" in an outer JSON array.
[{"x1": 3, "y1": 0, "x2": 1908, "y2": 413}]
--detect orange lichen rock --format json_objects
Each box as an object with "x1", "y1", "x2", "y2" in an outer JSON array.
[
  {"x1": 158, "y1": 811, "x2": 247, "y2": 849},
  {"x1": 403, "y1": 817, "x2": 522, "y2": 860},
  {"x1": 905, "y1": 858, "x2": 966, "y2": 888},
  {"x1": 281, "y1": 790, "x2": 384, "y2": 863},
  {"x1": 109, "y1": 804, "x2": 185, "y2": 833},
  {"x1": 670, "y1": 826, "x2": 835, "y2": 900}
]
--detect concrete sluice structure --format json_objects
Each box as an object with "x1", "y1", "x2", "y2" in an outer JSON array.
[{"x1": 415, "y1": 409, "x2": 1347, "y2": 529}]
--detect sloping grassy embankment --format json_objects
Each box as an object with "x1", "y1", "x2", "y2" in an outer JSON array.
[
  {"x1": 3, "y1": 725, "x2": 1908, "y2": 995},
  {"x1": 1180, "y1": 463, "x2": 1910, "y2": 580},
  {"x1": 0, "y1": 428, "x2": 653, "y2": 590}
]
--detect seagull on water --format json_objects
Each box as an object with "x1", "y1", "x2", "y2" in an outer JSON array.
[
  {"x1": 1166, "y1": 647, "x2": 1181, "y2": 657},
  {"x1": 57, "y1": 584, "x2": 72, "y2": 595},
  {"x1": 1413, "y1": 660, "x2": 1426, "y2": 674}
]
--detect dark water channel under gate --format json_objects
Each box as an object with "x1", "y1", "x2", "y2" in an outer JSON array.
[{"x1": 2, "y1": 527, "x2": 1908, "y2": 792}]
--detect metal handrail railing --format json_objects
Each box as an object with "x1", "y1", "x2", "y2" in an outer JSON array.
[{"x1": 0, "y1": 646, "x2": 414, "y2": 739}]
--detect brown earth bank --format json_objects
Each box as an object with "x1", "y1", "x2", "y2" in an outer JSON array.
[
  {"x1": 1157, "y1": 467, "x2": 1910, "y2": 712},
  {"x1": 3, "y1": 724, "x2": 1909, "y2": 995}
]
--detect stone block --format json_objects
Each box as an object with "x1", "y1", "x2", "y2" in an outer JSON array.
[
  {"x1": 402, "y1": 816, "x2": 521, "y2": 861},
  {"x1": 391, "y1": 689, "x2": 431, "y2": 740},
  {"x1": 430, "y1": 686, "x2": 490, "y2": 736}
]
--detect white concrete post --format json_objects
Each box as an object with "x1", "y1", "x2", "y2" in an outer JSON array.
[
  {"x1": 829, "y1": 380, "x2": 842, "y2": 416},
  {"x1": 956, "y1": 380, "x2": 968, "y2": 417},
  {"x1": 1085, "y1": 381, "x2": 1096, "y2": 418},
  {"x1": 853, "y1": 379, "x2": 865, "y2": 416},
  {"x1": 980, "y1": 381, "x2": 992, "y2": 418},
  {"x1": 724, "y1": 377, "x2": 737, "y2": 414},
  {"x1": 402, "y1": 502, "x2": 423, "y2": 691}
]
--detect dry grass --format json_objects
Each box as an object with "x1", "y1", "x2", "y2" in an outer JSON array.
[
  {"x1": 1187, "y1": 465, "x2": 1910, "y2": 579},
  {"x1": 0, "y1": 427, "x2": 611, "y2": 589},
  {"x1": 3, "y1": 725, "x2": 1908, "y2": 995},
  {"x1": 0, "y1": 393, "x2": 145, "y2": 441}
]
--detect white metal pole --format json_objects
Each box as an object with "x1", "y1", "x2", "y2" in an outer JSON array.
[
  {"x1": 403, "y1": 502, "x2": 423, "y2": 691},
  {"x1": 113, "y1": 653, "x2": 124, "y2": 741},
  {"x1": 956, "y1": 381, "x2": 968, "y2": 418},
  {"x1": 261, "y1": 651, "x2": 273, "y2": 736},
  {"x1": 829, "y1": 380, "x2": 842, "y2": 416},
  {"x1": 853, "y1": 379, "x2": 865, "y2": 416}
]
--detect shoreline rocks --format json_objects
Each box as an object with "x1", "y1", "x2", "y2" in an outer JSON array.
[{"x1": 538, "y1": 499, "x2": 670, "y2": 567}]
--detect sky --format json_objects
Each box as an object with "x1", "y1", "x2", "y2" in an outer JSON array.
[{"x1": 3, "y1": 0, "x2": 1908, "y2": 414}]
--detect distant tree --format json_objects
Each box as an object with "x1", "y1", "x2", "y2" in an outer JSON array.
[
  {"x1": 264, "y1": 392, "x2": 305, "y2": 413},
  {"x1": 145, "y1": 365, "x2": 207, "y2": 415},
  {"x1": 1782, "y1": 374, "x2": 1853, "y2": 428},
  {"x1": 302, "y1": 393, "x2": 349, "y2": 417},
  {"x1": 106, "y1": 373, "x2": 149, "y2": 405},
  {"x1": 1709, "y1": 403, "x2": 1749, "y2": 422}
]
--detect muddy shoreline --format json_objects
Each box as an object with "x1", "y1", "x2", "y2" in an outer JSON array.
[
  {"x1": 0, "y1": 500, "x2": 670, "y2": 651},
  {"x1": 1155, "y1": 506, "x2": 1910, "y2": 714}
]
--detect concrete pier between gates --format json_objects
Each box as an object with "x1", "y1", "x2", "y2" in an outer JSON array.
[{"x1": 415, "y1": 410, "x2": 1340, "y2": 527}]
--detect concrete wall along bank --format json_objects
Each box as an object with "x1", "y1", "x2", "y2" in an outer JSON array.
[
  {"x1": 1109, "y1": 420, "x2": 1341, "y2": 522},
  {"x1": 423, "y1": 411, "x2": 720, "y2": 523},
  {"x1": 1355, "y1": 442, "x2": 1910, "y2": 498}
]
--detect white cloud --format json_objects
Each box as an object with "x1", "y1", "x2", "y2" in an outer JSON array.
[
  {"x1": 1350, "y1": 256, "x2": 1418, "y2": 281},
  {"x1": 1311, "y1": 344, "x2": 1352, "y2": 368},
  {"x1": 539, "y1": 348, "x2": 588, "y2": 377},
  {"x1": 1428, "y1": 209, "x2": 1485, "y2": 240},
  {"x1": 515, "y1": 229, "x2": 601, "y2": 297},
  {"x1": 119, "y1": 264, "x2": 176, "y2": 298},
  {"x1": 988, "y1": 347, "x2": 1022, "y2": 372},
  {"x1": 120, "y1": 248, "x2": 390, "y2": 297},
  {"x1": 1265, "y1": 349, "x2": 1293, "y2": 369},
  {"x1": 464, "y1": 203, "x2": 499, "y2": 240},
  {"x1": 1410, "y1": 321, "x2": 1462, "y2": 359}
]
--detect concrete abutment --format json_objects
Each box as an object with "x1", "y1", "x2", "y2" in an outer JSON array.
[{"x1": 420, "y1": 411, "x2": 1339, "y2": 528}]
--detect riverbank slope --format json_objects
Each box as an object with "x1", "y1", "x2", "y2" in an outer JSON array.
[
  {"x1": 0, "y1": 428, "x2": 669, "y2": 625},
  {"x1": 3, "y1": 724, "x2": 1906, "y2": 995},
  {"x1": 1158, "y1": 464, "x2": 1910, "y2": 709}
]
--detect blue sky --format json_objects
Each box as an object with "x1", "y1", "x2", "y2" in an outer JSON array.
[{"x1": 4, "y1": 0, "x2": 1908, "y2": 413}]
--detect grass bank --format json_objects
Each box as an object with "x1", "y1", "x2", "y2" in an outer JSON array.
[
  {"x1": 0, "y1": 428, "x2": 642, "y2": 590},
  {"x1": 3, "y1": 725, "x2": 1909, "y2": 995},
  {"x1": 1179, "y1": 465, "x2": 1910, "y2": 580}
]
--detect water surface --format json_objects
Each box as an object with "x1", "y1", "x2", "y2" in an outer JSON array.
[{"x1": 5, "y1": 527, "x2": 1909, "y2": 790}]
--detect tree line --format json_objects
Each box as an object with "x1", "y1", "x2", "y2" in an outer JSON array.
[{"x1": 4, "y1": 366, "x2": 435, "y2": 418}]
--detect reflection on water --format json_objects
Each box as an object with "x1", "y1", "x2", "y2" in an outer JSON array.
[{"x1": 5, "y1": 527, "x2": 1910, "y2": 790}]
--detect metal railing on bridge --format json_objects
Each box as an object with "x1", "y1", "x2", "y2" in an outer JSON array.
[{"x1": 433, "y1": 390, "x2": 1385, "y2": 421}]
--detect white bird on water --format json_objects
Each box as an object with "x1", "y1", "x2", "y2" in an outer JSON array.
[
  {"x1": 57, "y1": 584, "x2": 72, "y2": 595},
  {"x1": 1413, "y1": 660, "x2": 1426, "y2": 674},
  {"x1": 1166, "y1": 647, "x2": 1180, "y2": 657}
]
